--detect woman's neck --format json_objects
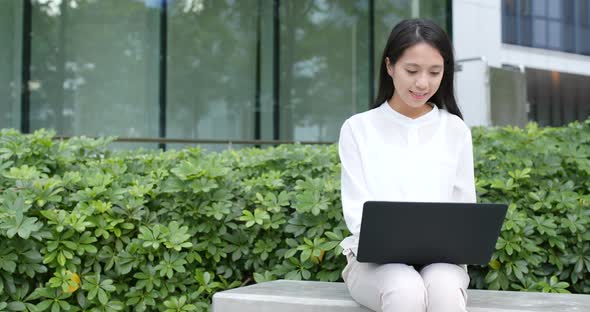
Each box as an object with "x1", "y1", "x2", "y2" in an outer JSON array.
[{"x1": 388, "y1": 98, "x2": 433, "y2": 119}]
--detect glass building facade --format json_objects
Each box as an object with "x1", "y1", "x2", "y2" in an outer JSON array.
[
  {"x1": 502, "y1": 0, "x2": 590, "y2": 127},
  {"x1": 0, "y1": 0, "x2": 450, "y2": 149},
  {"x1": 502, "y1": 0, "x2": 590, "y2": 55}
]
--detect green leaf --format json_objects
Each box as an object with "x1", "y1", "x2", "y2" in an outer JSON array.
[
  {"x1": 7, "y1": 301, "x2": 26, "y2": 311},
  {"x1": 36, "y1": 300, "x2": 52, "y2": 311},
  {"x1": 300, "y1": 249, "x2": 312, "y2": 262},
  {"x1": 98, "y1": 289, "x2": 108, "y2": 305}
]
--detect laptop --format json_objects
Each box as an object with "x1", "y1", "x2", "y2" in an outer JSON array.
[{"x1": 356, "y1": 201, "x2": 508, "y2": 265}]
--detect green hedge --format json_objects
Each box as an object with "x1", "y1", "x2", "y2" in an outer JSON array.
[
  {"x1": 470, "y1": 121, "x2": 590, "y2": 293},
  {"x1": 0, "y1": 119, "x2": 589, "y2": 311}
]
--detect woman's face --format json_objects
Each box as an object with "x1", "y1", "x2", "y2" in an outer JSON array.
[{"x1": 386, "y1": 42, "x2": 444, "y2": 111}]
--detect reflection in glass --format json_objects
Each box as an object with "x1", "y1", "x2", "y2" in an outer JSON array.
[
  {"x1": 547, "y1": 21, "x2": 561, "y2": 49},
  {"x1": 502, "y1": 15, "x2": 516, "y2": 44},
  {"x1": 503, "y1": 0, "x2": 516, "y2": 16},
  {"x1": 30, "y1": 0, "x2": 159, "y2": 149},
  {"x1": 532, "y1": 19, "x2": 546, "y2": 47},
  {"x1": 582, "y1": 1, "x2": 590, "y2": 25},
  {"x1": 531, "y1": 0, "x2": 546, "y2": 17},
  {"x1": 489, "y1": 67, "x2": 527, "y2": 127},
  {"x1": 519, "y1": 0, "x2": 532, "y2": 16},
  {"x1": 279, "y1": 0, "x2": 370, "y2": 142},
  {"x1": 374, "y1": 0, "x2": 449, "y2": 94},
  {"x1": 0, "y1": 1, "x2": 22, "y2": 130},
  {"x1": 527, "y1": 68, "x2": 590, "y2": 126},
  {"x1": 580, "y1": 26, "x2": 590, "y2": 55},
  {"x1": 374, "y1": 0, "x2": 412, "y2": 81},
  {"x1": 277, "y1": 0, "x2": 448, "y2": 142},
  {"x1": 520, "y1": 15, "x2": 533, "y2": 46},
  {"x1": 166, "y1": 0, "x2": 259, "y2": 150},
  {"x1": 547, "y1": 0, "x2": 561, "y2": 19},
  {"x1": 7, "y1": 0, "x2": 453, "y2": 149},
  {"x1": 502, "y1": 0, "x2": 590, "y2": 56}
]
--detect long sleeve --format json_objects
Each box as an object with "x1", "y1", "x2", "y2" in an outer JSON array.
[
  {"x1": 452, "y1": 130, "x2": 477, "y2": 203},
  {"x1": 338, "y1": 120, "x2": 372, "y2": 238}
]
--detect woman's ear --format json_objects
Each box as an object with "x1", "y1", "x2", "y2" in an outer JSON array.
[{"x1": 385, "y1": 57, "x2": 394, "y2": 78}]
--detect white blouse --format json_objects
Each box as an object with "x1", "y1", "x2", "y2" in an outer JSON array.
[{"x1": 338, "y1": 102, "x2": 476, "y2": 255}]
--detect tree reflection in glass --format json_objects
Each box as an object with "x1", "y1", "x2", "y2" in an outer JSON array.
[
  {"x1": 30, "y1": 0, "x2": 160, "y2": 150},
  {"x1": 0, "y1": 0, "x2": 23, "y2": 130},
  {"x1": 280, "y1": 0, "x2": 370, "y2": 142},
  {"x1": 166, "y1": 0, "x2": 258, "y2": 150}
]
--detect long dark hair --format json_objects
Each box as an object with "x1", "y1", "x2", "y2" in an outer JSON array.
[{"x1": 373, "y1": 18, "x2": 463, "y2": 119}]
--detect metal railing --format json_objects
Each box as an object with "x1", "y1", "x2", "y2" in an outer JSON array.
[{"x1": 53, "y1": 136, "x2": 335, "y2": 147}]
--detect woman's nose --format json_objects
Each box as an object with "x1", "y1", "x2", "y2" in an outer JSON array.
[{"x1": 415, "y1": 75, "x2": 428, "y2": 89}]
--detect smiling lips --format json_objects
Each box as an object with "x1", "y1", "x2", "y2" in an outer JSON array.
[{"x1": 410, "y1": 90, "x2": 428, "y2": 100}]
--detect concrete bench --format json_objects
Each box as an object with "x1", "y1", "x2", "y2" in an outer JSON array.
[{"x1": 212, "y1": 279, "x2": 590, "y2": 312}]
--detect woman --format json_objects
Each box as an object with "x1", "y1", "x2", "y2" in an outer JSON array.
[{"x1": 338, "y1": 18, "x2": 475, "y2": 312}]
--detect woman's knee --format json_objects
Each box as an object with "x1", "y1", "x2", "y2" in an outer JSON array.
[
  {"x1": 378, "y1": 264, "x2": 427, "y2": 306},
  {"x1": 420, "y1": 263, "x2": 469, "y2": 312},
  {"x1": 420, "y1": 263, "x2": 469, "y2": 288}
]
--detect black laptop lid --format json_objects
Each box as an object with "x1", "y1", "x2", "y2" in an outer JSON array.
[{"x1": 356, "y1": 201, "x2": 508, "y2": 265}]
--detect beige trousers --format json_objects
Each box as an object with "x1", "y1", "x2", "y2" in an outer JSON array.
[{"x1": 342, "y1": 252, "x2": 469, "y2": 312}]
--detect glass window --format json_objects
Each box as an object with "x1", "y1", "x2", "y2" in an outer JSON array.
[
  {"x1": 563, "y1": 22, "x2": 575, "y2": 52},
  {"x1": 563, "y1": 0, "x2": 575, "y2": 20},
  {"x1": 561, "y1": 74, "x2": 578, "y2": 124},
  {"x1": 502, "y1": 15, "x2": 517, "y2": 44},
  {"x1": 374, "y1": 0, "x2": 449, "y2": 98},
  {"x1": 532, "y1": 18, "x2": 547, "y2": 47},
  {"x1": 374, "y1": 0, "x2": 412, "y2": 92},
  {"x1": 30, "y1": 0, "x2": 160, "y2": 149},
  {"x1": 417, "y1": 0, "x2": 450, "y2": 32},
  {"x1": 547, "y1": 1, "x2": 562, "y2": 19},
  {"x1": 519, "y1": 0, "x2": 532, "y2": 16},
  {"x1": 6, "y1": 0, "x2": 453, "y2": 149},
  {"x1": 548, "y1": 21, "x2": 562, "y2": 49},
  {"x1": 575, "y1": 0, "x2": 587, "y2": 25},
  {"x1": 0, "y1": 1, "x2": 22, "y2": 130},
  {"x1": 279, "y1": 0, "x2": 370, "y2": 142},
  {"x1": 532, "y1": 0, "x2": 547, "y2": 17},
  {"x1": 167, "y1": 0, "x2": 260, "y2": 149},
  {"x1": 579, "y1": 26, "x2": 590, "y2": 54},
  {"x1": 502, "y1": 0, "x2": 590, "y2": 56},
  {"x1": 503, "y1": 0, "x2": 517, "y2": 16},
  {"x1": 520, "y1": 15, "x2": 533, "y2": 46},
  {"x1": 584, "y1": 0, "x2": 590, "y2": 25},
  {"x1": 527, "y1": 67, "x2": 590, "y2": 126},
  {"x1": 527, "y1": 69, "x2": 552, "y2": 126}
]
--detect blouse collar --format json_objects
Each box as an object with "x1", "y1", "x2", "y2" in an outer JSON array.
[{"x1": 379, "y1": 101, "x2": 440, "y2": 126}]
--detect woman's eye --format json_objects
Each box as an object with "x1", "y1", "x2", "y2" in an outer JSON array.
[
  {"x1": 406, "y1": 70, "x2": 418, "y2": 74},
  {"x1": 430, "y1": 72, "x2": 441, "y2": 76}
]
